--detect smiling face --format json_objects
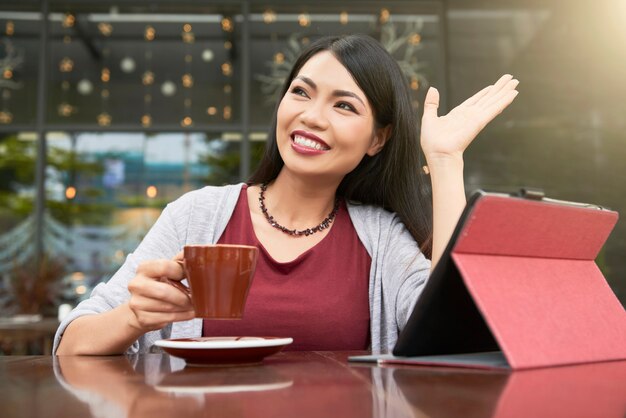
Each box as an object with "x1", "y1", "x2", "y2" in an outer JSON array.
[{"x1": 275, "y1": 51, "x2": 387, "y2": 183}]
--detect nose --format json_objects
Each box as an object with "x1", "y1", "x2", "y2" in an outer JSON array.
[{"x1": 299, "y1": 101, "x2": 329, "y2": 130}]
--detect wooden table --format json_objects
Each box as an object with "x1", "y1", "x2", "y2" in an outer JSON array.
[{"x1": 2, "y1": 352, "x2": 626, "y2": 418}]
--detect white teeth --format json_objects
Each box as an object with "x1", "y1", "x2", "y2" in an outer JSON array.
[{"x1": 293, "y1": 135, "x2": 328, "y2": 151}]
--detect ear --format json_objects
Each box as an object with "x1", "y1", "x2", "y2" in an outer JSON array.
[{"x1": 366, "y1": 125, "x2": 392, "y2": 156}]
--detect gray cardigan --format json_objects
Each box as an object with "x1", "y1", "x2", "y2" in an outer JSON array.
[{"x1": 53, "y1": 183, "x2": 431, "y2": 354}]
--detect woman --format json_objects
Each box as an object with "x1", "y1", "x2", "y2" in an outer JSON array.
[{"x1": 54, "y1": 34, "x2": 518, "y2": 355}]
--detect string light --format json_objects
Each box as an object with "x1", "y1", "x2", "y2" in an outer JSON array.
[
  {"x1": 143, "y1": 45, "x2": 153, "y2": 127},
  {"x1": 98, "y1": 22, "x2": 113, "y2": 36},
  {"x1": 77, "y1": 79, "x2": 93, "y2": 95},
  {"x1": 274, "y1": 52, "x2": 284, "y2": 64},
  {"x1": 182, "y1": 73, "x2": 193, "y2": 88},
  {"x1": 409, "y1": 33, "x2": 421, "y2": 45},
  {"x1": 202, "y1": 49, "x2": 214, "y2": 62},
  {"x1": 263, "y1": 9, "x2": 277, "y2": 24},
  {"x1": 221, "y1": 62, "x2": 232, "y2": 76},
  {"x1": 182, "y1": 22, "x2": 195, "y2": 43},
  {"x1": 120, "y1": 57, "x2": 136, "y2": 73},
  {"x1": 142, "y1": 71, "x2": 154, "y2": 85},
  {"x1": 5, "y1": 21, "x2": 14, "y2": 36},
  {"x1": 182, "y1": 31, "x2": 194, "y2": 43},
  {"x1": 3, "y1": 69, "x2": 12, "y2": 79},
  {"x1": 298, "y1": 14, "x2": 311, "y2": 27},
  {"x1": 65, "y1": 186, "x2": 77, "y2": 199},
  {"x1": 0, "y1": 111, "x2": 12, "y2": 124},
  {"x1": 223, "y1": 106, "x2": 232, "y2": 120},
  {"x1": 0, "y1": 89, "x2": 10, "y2": 124},
  {"x1": 340, "y1": 12, "x2": 349, "y2": 25},
  {"x1": 224, "y1": 41, "x2": 232, "y2": 50},
  {"x1": 221, "y1": 17, "x2": 234, "y2": 32},
  {"x1": 146, "y1": 185, "x2": 158, "y2": 198},
  {"x1": 181, "y1": 116, "x2": 193, "y2": 127},
  {"x1": 141, "y1": 114, "x2": 152, "y2": 127},
  {"x1": 57, "y1": 102, "x2": 75, "y2": 117},
  {"x1": 59, "y1": 57, "x2": 74, "y2": 73},
  {"x1": 62, "y1": 13, "x2": 75, "y2": 28},
  {"x1": 145, "y1": 25, "x2": 155, "y2": 41},
  {"x1": 101, "y1": 67, "x2": 110, "y2": 82},
  {"x1": 223, "y1": 84, "x2": 232, "y2": 94},
  {"x1": 380, "y1": 8, "x2": 390, "y2": 24},
  {"x1": 97, "y1": 112, "x2": 112, "y2": 126},
  {"x1": 161, "y1": 81, "x2": 176, "y2": 96},
  {"x1": 207, "y1": 106, "x2": 217, "y2": 115},
  {"x1": 410, "y1": 77, "x2": 419, "y2": 90}
]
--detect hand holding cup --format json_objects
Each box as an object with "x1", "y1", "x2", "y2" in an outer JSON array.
[{"x1": 127, "y1": 256, "x2": 194, "y2": 332}]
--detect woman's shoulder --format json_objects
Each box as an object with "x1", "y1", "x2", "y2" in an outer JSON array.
[
  {"x1": 346, "y1": 200, "x2": 399, "y2": 226},
  {"x1": 346, "y1": 201, "x2": 414, "y2": 251},
  {"x1": 167, "y1": 183, "x2": 244, "y2": 212}
]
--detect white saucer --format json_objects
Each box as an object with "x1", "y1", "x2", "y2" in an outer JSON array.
[
  {"x1": 155, "y1": 336, "x2": 293, "y2": 350},
  {"x1": 155, "y1": 337, "x2": 293, "y2": 366}
]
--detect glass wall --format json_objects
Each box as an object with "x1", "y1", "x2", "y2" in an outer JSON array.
[{"x1": 45, "y1": 132, "x2": 215, "y2": 300}]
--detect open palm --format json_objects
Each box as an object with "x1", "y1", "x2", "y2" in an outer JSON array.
[{"x1": 420, "y1": 74, "x2": 519, "y2": 161}]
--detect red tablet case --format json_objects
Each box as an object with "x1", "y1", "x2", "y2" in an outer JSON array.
[{"x1": 449, "y1": 195, "x2": 626, "y2": 369}]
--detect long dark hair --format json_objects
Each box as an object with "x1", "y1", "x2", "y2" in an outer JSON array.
[{"x1": 248, "y1": 34, "x2": 432, "y2": 258}]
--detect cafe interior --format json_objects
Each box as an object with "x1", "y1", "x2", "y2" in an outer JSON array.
[{"x1": 1, "y1": 0, "x2": 626, "y2": 417}]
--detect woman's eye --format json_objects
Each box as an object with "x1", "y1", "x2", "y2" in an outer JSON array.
[
  {"x1": 337, "y1": 102, "x2": 357, "y2": 113},
  {"x1": 291, "y1": 87, "x2": 308, "y2": 97}
]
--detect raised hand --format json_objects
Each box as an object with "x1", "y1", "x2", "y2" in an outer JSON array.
[{"x1": 420, "y1": 74, "x2": 519, "y2": 162}]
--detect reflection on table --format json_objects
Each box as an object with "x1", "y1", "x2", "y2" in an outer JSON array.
[{"x1": 1, "y1": 352, "x2": 626, "y2": 418}]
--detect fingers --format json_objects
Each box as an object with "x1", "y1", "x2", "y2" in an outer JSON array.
[
  {"x1": 136, "y1": 258, "x2": 184, "y2": 280},
  {"x1": 474, "y1": 75, "x2": 516, "y2": 106},
  {"x1": 485, "y1": 89, "x2": 519, "y2": 117},
  {"x1": 129, "y1": 308, "x2": 195, "y2": 332},
  {"x1": 128, "y1": 272, "x2": 194, "y2": 332},
  {"x1": 130, "y1": 259, "x2": 190, "y2": 309},
  {"x1": 456, "y1": 75, "x2": 519, "y2": 113},
  {"x1": 481, "y1": 78, "x2": 519, "y2": 110},
  {"x1": 461, "y1": 85, "x2": 492, "y2": 107},
  {"x1": 127, "y1": 257, "x2": 195, "y2": 332},
  {"x1": 129, "y1": 275, "x2": 191, "y2": 308},
  {"x1": 172, "y1": 251, "x2": 184, "y2": 262},
  {"x1": 422, "y1": 87, "x2": 440, "y2": 119},
  {"x1": 129, "y1": 287, "x2": 191, "y2": 313}
]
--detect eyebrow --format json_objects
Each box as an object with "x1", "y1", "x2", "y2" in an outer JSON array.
[{"x1": 295, "y1": 76, "x2": 366, "y2": 108}]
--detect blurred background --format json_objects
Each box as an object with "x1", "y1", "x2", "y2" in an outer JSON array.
[{"x1": 0, "y1": 0, "x2": 624, "y2": 354}]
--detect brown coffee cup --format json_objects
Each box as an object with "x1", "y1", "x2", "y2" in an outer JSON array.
[{"x1": 181, "y1": 244, "x2": 258, "y2": 319}]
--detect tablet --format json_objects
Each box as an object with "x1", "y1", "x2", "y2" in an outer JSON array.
[{"x1": 350, "y1": 189, "x2": 624, "y2": 369}]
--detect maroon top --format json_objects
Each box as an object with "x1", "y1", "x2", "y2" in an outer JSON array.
[{"x1": 203, "y1": 185, "x2": 371, "y2": 350}]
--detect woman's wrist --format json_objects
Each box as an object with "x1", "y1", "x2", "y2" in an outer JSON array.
[{"x1": 424, "y1": 152, "x2": 464, "y2": 176}]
